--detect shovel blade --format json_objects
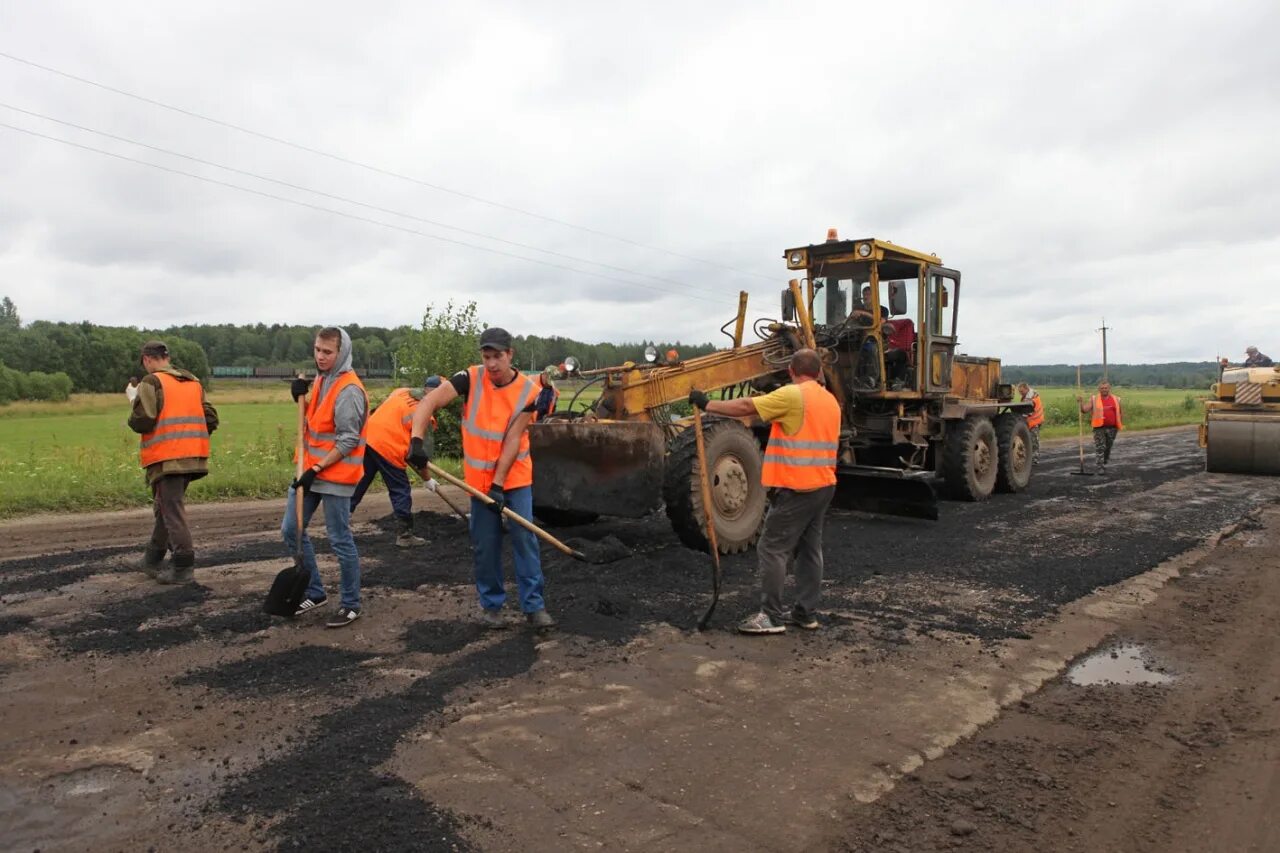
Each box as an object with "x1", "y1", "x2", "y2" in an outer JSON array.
[{"x1": 263, "y1": 562, "x2": 311, "y2": 616}]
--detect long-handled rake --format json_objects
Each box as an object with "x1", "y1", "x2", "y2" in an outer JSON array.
[{"x1": 1071, "y1": 364, "x2": 1096, "y2": 476}]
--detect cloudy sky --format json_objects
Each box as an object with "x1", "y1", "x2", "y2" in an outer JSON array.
[{"x1": 1, "y1": 1, "x2": 1277, "y2": 364}]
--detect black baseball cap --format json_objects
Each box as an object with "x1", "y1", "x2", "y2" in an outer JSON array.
[
  {"x1": 140, "y1": 340, "x2": 170, "y2": 358},
  {"x1": 479, "y1": 327, "x2": 513, "y2": 351}
]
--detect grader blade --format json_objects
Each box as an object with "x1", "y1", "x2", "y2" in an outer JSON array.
[
  {"x1": 528, "y1": 421, "x2": 667, "y2": 517},
  {"x1": 1205, "y1": 412, "x2": 1280, "y2": 475},
  {"x1": 831, "y1": 466, "x2": 939, "y2": 520}
]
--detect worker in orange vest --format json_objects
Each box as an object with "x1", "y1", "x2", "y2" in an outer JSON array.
[
  {"x1": 350, "y1": 375, "x2": 444, "y2": 547},
  {"x1": 1077, "y1": 380, "x2": 1123, "y2": 475},
  {"x1": 128, "y1": 340, "x2": 219, "y2": 584},
  {"x1": 407, "y1": 327, "x2": 556, "y2": 630},
  {"x1": 1017, "y1": 382, "x2": 1045, "y2": 464},
  {"x1": 690, "y1": 348, "x2": 841, "y2": 635},
  {"x1": 284, "y1": 327, "x2": 369, "y2": 628}
]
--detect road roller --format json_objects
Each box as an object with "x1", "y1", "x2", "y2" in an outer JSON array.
[{"x1": 1200, "y1": 365, "x2": 1280, "y2": 474}]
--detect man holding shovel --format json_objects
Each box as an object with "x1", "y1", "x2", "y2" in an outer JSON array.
[
  {"x1": 128, "y1": 340, "x2": 219, "y2": 583},
  {"x1": 408, "y1": 327, "x2": 555, "y2": 630},
  {"x1": 349, "y1": 375, "x2": 444, "y2": 547},
  {"x1": 690, "y1": 348, "x2": 840, "y2": 635},
  {"x1": 283, "y1": 327, "x2": 368, "y2": 628}
]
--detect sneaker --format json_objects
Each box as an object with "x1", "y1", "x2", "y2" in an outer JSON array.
[
  {"x1": 785, "y1": 609, "x2": 819, "y2": 630},
  {"x1": 479, "y1": 609, "x2": 506, "y2": 630},
  {"x1": 294, "y1": 595, "x2": 328, "y2": 617},
  {"x1": 326, "y1": 607, "x2": 361, "y2": 629},
  {"x1": 526, "y1": 609, "x2": 556, "y2": 630},
  {"x1": 395, "y1": 532, "x2": 427, "y2": 548},
  {"x1": 737, "y1": 611, "x2": 786, "y2": 635}
]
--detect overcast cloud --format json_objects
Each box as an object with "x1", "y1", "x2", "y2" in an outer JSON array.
[{"x1": 1, "y1": 1, "x2": 1277, "y2": 364}]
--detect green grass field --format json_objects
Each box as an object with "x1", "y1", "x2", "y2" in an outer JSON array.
[
  {"x1": 0, "y1": 384, "x2": 460, "y2": 518},
  {"x1": 0, "y1": 383, "x2": 1204, "y2": 518}
]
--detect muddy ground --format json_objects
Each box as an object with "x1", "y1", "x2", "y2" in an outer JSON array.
[{"x1": 1, "y1": 427, "x2": 1278, "y2": 851}]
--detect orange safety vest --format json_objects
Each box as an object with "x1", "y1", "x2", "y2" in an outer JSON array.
[
  {"x1": 461, "y1": 365, "x2": 540, "y2": 491},
  {"x1": 761, "y1": 380, "x2": 841, "y2": 491},
  {"x1": 139, "y1": 372, "x2": 210, "y2": 468},
  {"x1": 300, "y1": 371, "x2": 368, "y2": 486},
  {"x1": 1026, "y1": 394, "x2": 1045, "y2": 428},
  {"x1": 1090, "y1": 394, "x2": 1123, "y2": 430},
  {"x1": 366, "y1": 388, "x2": 419, "y2": 468}
]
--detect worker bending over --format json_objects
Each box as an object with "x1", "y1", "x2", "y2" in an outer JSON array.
[
  {"x1": 350, "y1": 375, "x2": 443, "y2": 547},
  {"x1": 690, "y1": 348, "x2": 840, "y2": 635},
  {"x1": 285, "y1": 327, "x2": 368, "y2": 628},
  {"x1": 1017, "y1": 382, "x2": 1044, "y2": 464},
  {"x1": 1078, "y1": 380, "x2": 1122, "y2": 475},
  {"x1": 408, "y1": 327, "x2": 556, "y2": 630},
  {"x1": 128, "y1": 340, "x2": 219, "y2": 584}
]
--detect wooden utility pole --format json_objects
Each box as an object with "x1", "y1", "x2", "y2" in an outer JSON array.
[{"x1": 1097, "y1": 318, "x2": 1111, "y2": 380}]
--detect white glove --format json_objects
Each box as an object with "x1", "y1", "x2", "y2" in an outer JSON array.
[{"x1": 425, "y1": 478, "x2": 439, "y2": 492}]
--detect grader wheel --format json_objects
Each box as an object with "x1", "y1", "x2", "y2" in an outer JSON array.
[
  {"x1": 994, "y1": 414, "x2": 1034, "y2": 493},
  {"x1": 664, "y1": 418, "x2": 767, "y2": 553},
  {"x1": 942, "y1": 415, "x2": 998, "y2": 501}
]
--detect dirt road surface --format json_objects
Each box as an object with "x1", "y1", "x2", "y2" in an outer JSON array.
[{"x1": 2, "y1": 427, "x2": 1278, "y2": 851}]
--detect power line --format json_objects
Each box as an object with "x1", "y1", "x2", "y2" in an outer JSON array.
[
  {"x1": 0, "y1": 101, "x2": 745, "y2": 298},
  {"x1": 0, "y1": 120, "x2": 729, "y2": 304},
  {"x1": 0, "y1": 49, "x2": 776, "y2": 282}
]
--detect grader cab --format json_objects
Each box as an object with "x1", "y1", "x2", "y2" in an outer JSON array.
[{"x1": 528, "y1": 232, "x2": 1036, "y2": 553}]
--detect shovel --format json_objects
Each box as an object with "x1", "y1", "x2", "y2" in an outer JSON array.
[
  {"x1": 693, "y1": 407, "x2": 723, "y2": 631},
  {"x1": 1071, "y1": 364, "x2": 1095, "y2": 476},
  {"x1": 263, "y1": 396, "x2": 313, "y2": 616},
  {"x1": 410, "y1": 465, "x2": 470, "y2": 521},
  {"x1": 425, "y1": 463, "x2": 588, "y2": 562}
]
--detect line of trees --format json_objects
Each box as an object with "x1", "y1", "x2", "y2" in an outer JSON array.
[{"x1": 1003, "y1": 362, "x2": 1222, "y2": 389}]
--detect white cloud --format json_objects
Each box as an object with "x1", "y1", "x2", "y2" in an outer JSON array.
[{"x1": 1, "y1": 0, "x2": 1277, "y2": 360}]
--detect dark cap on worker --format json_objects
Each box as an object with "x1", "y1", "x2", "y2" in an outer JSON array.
[
  {"x1": 479, "y1": 327, "x2": 513, "y2": 351},
  {"x1": 140, "y1": 340, "x2": 170, "y2": 358},
  {"x1": 424, "y1": 375, "x2": 442, "y2": 389}
]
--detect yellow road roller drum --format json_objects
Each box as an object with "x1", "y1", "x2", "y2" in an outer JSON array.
[{"x1": 1201, "y1": 366, "x2": 1280, "y2": 475}]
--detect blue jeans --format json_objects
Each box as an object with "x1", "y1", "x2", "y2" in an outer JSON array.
[
  {"x1": 349, "y1": 446, "x2": 413, "y2": 521},
  {"x1": 469, "y1": 485, "x2": 545, "y2": 613},
  {"x1": 281, "y1": 487, "x2": 361, "y2": 609}
]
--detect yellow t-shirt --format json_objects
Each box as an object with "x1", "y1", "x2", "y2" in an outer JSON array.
[{"x1": 750, "y1": 384, "x2": 805, "y2": 436}]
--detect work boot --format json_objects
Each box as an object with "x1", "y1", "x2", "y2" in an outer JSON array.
[
  {"x1": 135, "y1": 548, "x2": 165, "y2": 578},
  {"x1": 157, "y1": 553, "x2": 195, "y2": 584},
  {"x1": 395, "y1": 517, "x2": 426, "y2": 548},
  {"x1": 479, "y1": 609, "x2": 507, "y2": 630}
]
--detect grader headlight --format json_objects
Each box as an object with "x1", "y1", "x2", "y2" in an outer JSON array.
[
  {"x1": 856, "y1": 242, "x2": 873, "y2": 258},
  {"x1": 786, "y1": 249, "x2": 807, "y2": 269}
]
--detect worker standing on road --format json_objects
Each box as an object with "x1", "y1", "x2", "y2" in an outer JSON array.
[
  {"x1": 1017, "y1": 382, "x2": 1044, "y2": 464},
  {"x1": 284, "y1": 327, "x2": 369, "y2": 628},
  {"x1": 689, "y1": 348, "x2": 840, "y2": 635},
  {"x1": 128, "y1": 340, "x2": 219, "y2": 584},
  {"x1": 1244, "y1": 346, "x2": 1274, "y2": 367},
  {"x1": 1078, "y1": 380, "x2": 1122, "y2": 475},
  {"x1": 349, "y1": 375, "x2": 444, "y2": 547},
  {"x1": 407, "y1": 327, "x2": 556, "y2": 630}
]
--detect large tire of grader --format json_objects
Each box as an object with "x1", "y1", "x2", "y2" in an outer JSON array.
[
  {"x1": 942, "y1": 414, "x2": 999, "y2": 501},
  {"x1": 663, "y1": 417, "x2": 767, "y2": 554},
  {"x1": 994, "y1": 413, "x2": 1034, "y2": 493}
]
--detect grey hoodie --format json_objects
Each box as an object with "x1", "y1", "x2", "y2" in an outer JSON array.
[{"x1": 311, "y1": 327, "x2": 368, "y2": 498}]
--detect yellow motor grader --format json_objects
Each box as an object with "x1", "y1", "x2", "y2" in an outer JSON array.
[
  {"x1": 528, "y1": 232, "x2": 1035, "y2": 553},
  {"x1": 1201, "y1": 364, "x2": 1280, "y2": 474}
]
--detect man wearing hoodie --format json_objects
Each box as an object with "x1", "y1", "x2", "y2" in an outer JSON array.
[{"x1": 284, "y1": 327, "x2": 369, "y2": 628}]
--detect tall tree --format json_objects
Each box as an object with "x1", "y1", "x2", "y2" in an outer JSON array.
[{"x1": 0, "y1": 296, "x2": 19, "y2": 329}]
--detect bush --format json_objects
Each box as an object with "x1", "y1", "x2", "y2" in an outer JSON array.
[{"x1": 0, "y1": 366, "x2": 75, "y2": 403}]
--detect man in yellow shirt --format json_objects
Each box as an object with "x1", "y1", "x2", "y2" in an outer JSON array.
[{"x1": 690, "y1": 348, "x2": 841, "y2": 634}]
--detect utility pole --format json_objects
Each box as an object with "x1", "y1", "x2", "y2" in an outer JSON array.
[{"x1": 1097, "y1": 318, "x2": 1110, "y2": 381}]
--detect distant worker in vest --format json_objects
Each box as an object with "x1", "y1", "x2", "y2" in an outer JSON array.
[
  {"x1": 285, "y1": 327, "x2": 369, "y2": 628},
  {"x1": 349, "y1": 375, "x2": 444, "y2": 547},
  {"x1": 1244, "y1": 346, "x2": 1274, "y2": 367},
  {"x1": 128, "y1": 340, "x2": 219, "y2": 584},
  {"x1": 1017, "y1": 382, "x2": 1044, "y2": 464},
  {"x1": 689, "y1": 348, "x2": 841, "y2": 635},
  {"x1": 407, "y1": 327, "x2": 555, "y2": 630},
  {"x1": 1077, "y1": 380, "x2": 1122, "y2": 475}
]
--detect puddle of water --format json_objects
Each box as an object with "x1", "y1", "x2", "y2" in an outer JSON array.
[{"x1": 1067, "y1": 643, "x2": 1175, "y2": 686}]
